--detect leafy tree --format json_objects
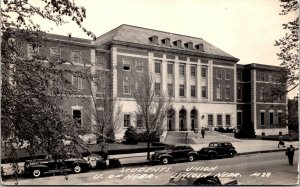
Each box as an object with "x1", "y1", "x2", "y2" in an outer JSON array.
[
  {"x1": 132, "y1": 72, "x2": 171, "y2": 159},
  {"x1": 274, "y1": 0, "x2": 299, "y2": 95}
]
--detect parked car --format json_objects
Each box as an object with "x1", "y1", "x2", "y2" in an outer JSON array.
[
  {"x1": 188, "y1": 142, "x2": 237, "y2": 161},
  {"x1": 167, "y1": 171, "x2": 238, "y2": 185},
  {"x1": 24, "y1": 153, "x2": 91, "y2": 178},
  {"x1": 150, "y1": 145, "x2": 194, "y2": 165}
]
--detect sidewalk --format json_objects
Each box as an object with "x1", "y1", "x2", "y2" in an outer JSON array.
[{"x1": 111, "y1": 139, "x2": 299, "y2": 166}]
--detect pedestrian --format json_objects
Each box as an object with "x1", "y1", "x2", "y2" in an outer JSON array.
[
  {"x1": 278, "y1": 135, "x2": 285, "y2": 148},
  {"x1": 201, "y1": 127, "x2": 205, "y2": 138},
  {"x1": 285, "y1": 145, "x2": 295, "y2": 165}
]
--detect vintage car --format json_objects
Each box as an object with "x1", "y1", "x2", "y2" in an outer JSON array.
[
  {"x1": 24, "y1": 153, "x2": 91, "y2": 178},
  {"x1": 188, "y1": 142, "x2": 237, "y2": 161},
  {"x1": 150, "y1": 145, "x2": 195, "y2": 165},
  {"x1": 167, "y1": 171, "x2": 238, "y2": 185}
]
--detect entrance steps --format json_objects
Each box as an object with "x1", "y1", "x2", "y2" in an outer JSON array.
[{"x1": 163, "y1": 130, "x2": 241, "y2": 145}]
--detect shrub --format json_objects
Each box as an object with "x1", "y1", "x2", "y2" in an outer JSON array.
[{"x1": 123, "y1": 126, "x2": 138, "y2": 144}]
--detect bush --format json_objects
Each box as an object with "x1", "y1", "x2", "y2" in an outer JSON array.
[{"x1": 123, "y1": 126, "x2": 138, "y2": 144}]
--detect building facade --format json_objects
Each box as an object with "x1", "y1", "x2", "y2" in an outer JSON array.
[{"x1": 25, "y1": 24, "x2": 288, "y2": 139}]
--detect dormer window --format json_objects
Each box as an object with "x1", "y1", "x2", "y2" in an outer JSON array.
[
  {"x1": 195, "y1": 43, "x2": 204, "y2": 52},
  {"x1": 162, "y1": 38, "x2": 170, "y2": 46},
  {"x1": 149, "y1": 36, "x2": 158, "y2": 45},
  {"x1": 185, "y1": 42, "x2": 193, "y2": 50},
  {"x1": 174, "y1": 40, "x2": 182, "y2": 48}
]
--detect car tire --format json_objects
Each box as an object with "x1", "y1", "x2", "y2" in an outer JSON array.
[
  {"x1": 73, "y1": 164, "x2": 82, "y2": 174},
  {"x1": 161, "y1": 157, "x2": 169, "y2": 165},
  {"x1": 229, "y1": 152, "x2": 234, "y2": 158},
  {"x1": 188, "y1": 155, "x2": 195, "y2": 162},
  {"x1": 32, "y1": 169, "x2": 41, "y2": 178},
  {"x1": 209, "y1": 154, "x2": 216, "y2": 160}
]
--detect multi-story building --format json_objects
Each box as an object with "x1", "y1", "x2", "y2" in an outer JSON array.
[{"x1": 24, "y1": 24, "x2": 288, "y2": 139}]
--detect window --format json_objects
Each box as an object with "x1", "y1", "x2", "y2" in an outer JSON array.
[
  {"x1": 123, "y1": 59, "x2": 131, "y2": 71},
  {"x1": 179, "y1": 84, "x2": 185, "y2": 97},
  {"x1": 155, "y1": 61, "x2": 161, "y2": 73},
  {"x1": 179, "y1": 64, "x2": 185, "y2": 76},
  {"x1": 208, "y1": 115, "x2": 213, "y2": 126},
  {"x1": 71, "y1": 50, "x2": 81, "y2": 64},
  {"x1": 190, "y1": 66, "x2": 196, "y2": 77},
  {"x1": 217, "y1": 115, "x2": 222, "y2": 126},
  {"x1": 124, "y1": 114, "x2": 130, "y2": 127},
  {"x1": 168, "y1": 84, "x2": 173, "y2": 96},
  {"x1": 269, "y1": 74, "x2": 273, "y2": 82},
  {"x1": 123, "y1": 80, "x2": 131, "y2": 94},
  {"x1": 261, "y1": 111, "x2": 265, "y2": 125},
  {"x1": 259, "y1": 87, "x2": 264, "y2": 101},
  {"x1": 72, "y1": 76, "x2": 83, "y2": 90},
  {"x1": 237, "y1": 86, "x2": 242, "y2": 100},
  {"x1": 155, "y1": 83, "x2": 161, "y2": 96},
  {"x1": 201, "y1": 67, "x2": 207, "y2": 78},
  {"x1": 50, "y1": 47, "x2": 60, "y2": 57},
  {"x1": 28, "y1": 44, "x2": 39, "y2": 58},
  {"x1": 217, "y1": 69, "x2": 222, "y2": 79},
  {"x1": 237, "y1": 71, "x2": 242, "y2": 81},
  {"x1": 136, "y1": 60, "x2": 143, "y2": 72},
  {"x1": 136, "y1": 114, "x2": 143, "y2": 127},
  {"x1": 73, "y1": 110, "x2": 81, "y2": 125},
  {"x1": 226, "y1": 115, "x2": 231, "y2": 126},
  {"x1": 261, "y1": 72, "x2": 265, "y2": 81},
  {"x1": 225, "y1": 70, "x2": 231, "y2": 80},
  {"x1": 237, "y1": 111, "x2": 242, "y2": 126},
  {"x1": 191, "y1": 85, "x2": 196, "y2": 97},
  {"x1": 225, "y1": 85, "x2": 230, "y2": 99},
  {"x1": 202, "y1": 86, "x2": 207, "y2": 98},
  {"x1": 270, "y1": 112, "x2": 274, "y2": 125},
  {"x1": 96, "y1": 56, "x2": 104, "y2": 69},
  {"x1": 217, "y1": 85, "x2": 222, "y2": 99},
  {"x1": 167, "y1": 63, "x2": 173, "y2": 75},
  {"x1": 278, "y1": 111, "x2": 282, "y2": 124}
]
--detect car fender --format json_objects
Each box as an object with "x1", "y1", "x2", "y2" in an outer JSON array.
[
  {"x1": 207, "y1": 150, "x2": 218, "y2": 156},
  {"x1": 188, "y1": 152, "x2": 199, "y2": 157},
  {"x1": 159, "y1": 154, "x2": 174, "y2": 160},
  {"x1": 229, "y1": 149, "x2": 237, "y2": 154}
]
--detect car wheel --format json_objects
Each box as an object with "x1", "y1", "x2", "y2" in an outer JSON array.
[
  {"x1": 161, "y1": 157, "x2": 169, "y2": 165},
  {"x1": 32, "y1": 169, "x2": 41, "y2": 178},
  {"x1": 189, "y1": 155, "x2": 195, "y2": 162},
  {"x1": 73, "y1": 164, "x2": 82, "y2": 173},
  {"x1": 230, "y1": 152, "x2": 234, "y2": 158},
  {"x1": 209, "y1": 154, "x2": 215, "y2": 160}
]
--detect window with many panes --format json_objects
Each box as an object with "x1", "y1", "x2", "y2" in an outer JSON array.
[
  {"x1": 217, "y1": 85, "x2": 222, "y2": 99},
  {"x1": 225, "y1": 85, "x2": 230, "y2": 99},
  {"x1": 191, "y1": 85, "x2": 196, "y2": 97},
  {"x1": 201, "y1": 67, "x2": 207, "y2": 78},
  {"x1": 237, "y1": 86, "x2": 242, "y2": 100},
  {"x1": 179, "y1": 64, "x2": 185, "y2": 76},
  {"x1": 179, "y1": 84, "x2": 185, "y2": 97},
  {"x1": 167, "y1": 63, "x2": 173, "y2": 75},
  {"x1": 217, "y1": 69, "x2": 222, "y2": 79},
  {"x1": 136, "y1": 60, "x2": 143, "y2": 72},
  {"x1": 71, "y1": 50, "x2": 81, "y2": 64},
  {"x1": 124, "y1": 114, "x2": 130, "y2": 127},
  {"x1": 123, "y1": 59, "x2": 131, "y2": 71},
  {"x1": 168, "y1": 84, "x2": 173, "y2": 96},
  {"x1": 208, "y1": 115, "x2": 213, "y2": 126},
  {"x1": 155, "y1": 61, "x2": 161, "y2": 73},
  {"x1": 136, "y1": 114, "x2": 143, "y2": 127},
  {"x1": 202, "y1": 86, "x2": 207, "y2": 98},
  {"x1": 225, "y1": 70, "x2": 231, "y2": 80},
  {"x1": 123, "y1": 80, "x2": 131, "y2": 94},
  {"x1": 261, "y1": 72, "x2": 265, "y2": 81},
  {"x1": 226, "y1": 115, "x2": 231, "y2": 126},
  {"x1": 190, "y1": 66, "x2": 196, "y2": 77},
  {"x1": 155, "y1": 83, "x2": 161, "y2": 96},
  {"x1": 72, "y1": 76, "x2": 83, "y2": 90},
  {"x1": 259, "y1": 87, "x2": 264, "y2": 101},
  {"x1": 217, "y1": 115, "x2": 222, "y2": 126},
  {"x1": 269, "y1": 74, "x2": 273, "y2": 82},
  {"x1": 237, "y1": 71, "x2": 242, "y2": 81}
]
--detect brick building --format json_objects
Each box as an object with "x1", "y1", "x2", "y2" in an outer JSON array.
[{"x1": 26, "y1": 24, "x2": 288, "y2": 139}]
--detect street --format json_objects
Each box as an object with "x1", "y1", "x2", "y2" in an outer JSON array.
[{"x1": 2, "y1": 151, "x2": 298, "y2": 185}]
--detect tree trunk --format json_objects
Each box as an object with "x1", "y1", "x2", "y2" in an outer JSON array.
[{"x1": 147, "y1": 141, "x2": 150, "y2": 160}]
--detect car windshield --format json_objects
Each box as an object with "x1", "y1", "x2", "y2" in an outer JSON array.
[{"x1": 209, "y1": 143, "x2": 219, "y2": 147}]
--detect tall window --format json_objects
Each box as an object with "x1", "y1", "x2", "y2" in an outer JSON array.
[
  {"x1": 237, "y1": 111, "x2": 242, "y2": 126},
  {"x1": 73, "y1": 110, "x2": 82, "y2": 125},
  {"x1": 261, "y1": 72, "x2": 265, "y2": 81},
  {"x1": 191, "y1": 85, "x2": 196, "y2": 97},
  {"x1": 201, "y1": 67, "x2": 207, "y2": 78},
  {"x1": 226, "y1": 115, "x2": 231, "y2": 126},
  {"x1": 167, "y1": 63, "x2": 173, "y2": 75},
  {"x1": 136, "y1": 60, "x2": 143, "y2": 72},
  {"x1": 136, "y1": 114, "x2": 143, "y2": 127},
  {"x1": 123, "y1": 80, "x2": 131, "y2": 94},
  {"x1": 123, "y1": 59, "x2": 131, "y2": 71},
  {"x1": 155, "y1": 61, "x2": 161, "y2": 73},
  {"x1": 269, "y1": 74, "x2": 273, "y2": 82},
  {"x1": 208, "y1": 115, "x2": 213, "y2": 126},
  {"x1": 217, "y1": 85, "x2": 222, "y2": 99},
  {"x1": 96, "y1": 56, "x2": 104, "y2": 69},
  {"x1": 190, "y1": 66, "x2": 196, "y2": 77},
  {"x1": 225, "y1": 85, "x2": 230, "y2": 99},
  {"x1": 237, "y1": 86, "x2": 242, "y2": 100},
  {"x1": 202, "y1": 86, "x2": 207, "y2": 98},
  {"x1": 260, "y1": 111, "x2": 265, "y2": 125},
  {"x1": 72, "y1": 76, "x2": 83, "y2": 90},
  {"x1": 269, "y1": 112, "x2": 274, "y2": 125},
  {"x1": 168, "y1": 84, "x2": 173, "y2": 96},
  {"x1": 225, "y1": 70, "x2": 231, "y2": 80},
  {"x1": 217, "y1": 115, "x2": 222, "y2": 126},
  {"x1": 237, "y1": 71, "x2": 242, "y2": 81},
  {"x1": 179, "y1": 84, "x2": 185, "y2": 97},
  {"x1": 155, "y1": 83, "x2": 161, "y2": 96},
  {"x1": 259, "y1": 87, "x2": 264, "y2": 101},
  {"x1": 71, "y1": 50, "x2": 81, "y2": 64},
  {"x1": 217, "y1": 69, "x2": 222, "y2": 79},
  {"x1": 179, "y1": 64, "x2": 185, "y2": 76},
  {"x1": 124, "y1": 114, "x2": 130, "y2": 127},
  {"x1": 278, "y1": 111, "x2": 282, "y2": 124}
]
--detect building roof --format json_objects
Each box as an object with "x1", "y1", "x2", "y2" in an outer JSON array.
[{"x1": 96, "y1": 24, "x2": 239, "y2": 62}]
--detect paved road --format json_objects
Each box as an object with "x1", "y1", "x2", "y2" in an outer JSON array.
[{"x1": 2, "y1": 151, "x2": 298, "y2": 185}]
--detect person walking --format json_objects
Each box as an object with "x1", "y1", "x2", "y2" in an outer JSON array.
[
  {"x1": 285, "y1": 145, "x2": 295, "y2": 165},
  {"x1": 201, "y1": 127, "x2": 205, "y2": 138},
  {"x1": 278, "y1": 135, "x2": 285, "y2": 148}
]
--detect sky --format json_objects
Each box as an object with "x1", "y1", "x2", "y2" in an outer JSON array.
[{"x1": 32, "y1": 0, "x2": 298, "y2": 97}]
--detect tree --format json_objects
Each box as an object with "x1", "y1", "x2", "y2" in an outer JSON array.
[
  {"x1": 274, "y1": 0, "x2": 299, "y2": 95},
  {"x1": 288, "y1": 97, "x2": 299, "y2": 131},
  {"x1": 132, "y1": 72, "x2": 171, "y2": 159}
]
